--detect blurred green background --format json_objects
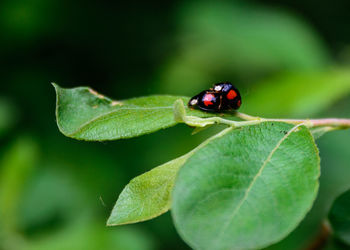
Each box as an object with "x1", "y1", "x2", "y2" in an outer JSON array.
[{"x1": 1, "y1": 0, "x2": 350, "y2": 249}]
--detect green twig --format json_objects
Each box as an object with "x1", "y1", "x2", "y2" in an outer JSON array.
[
  {"x1": 174, "y1": 99, "x2": 350, "y2": 131},
  {"x1": 236, "y1": 111, "x2": 350, "y2": 129}
]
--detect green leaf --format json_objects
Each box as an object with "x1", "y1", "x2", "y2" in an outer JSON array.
[
  {"x1": 107, "y1": 127, "x2": 232, "y2": 226},
  {"x1": 107, "y1": 156, "x2": 187, "y2": 226},
  {"x1": 0, "y1": 137, "x2": 39, "y2": 233},
  {"x1": 172, "y1": 122, "x2": 320, "y2": 250},
  {"x1": 242, "y1": 69, "x2": 350, "y2": 117},
  {"x1": 53, "y1": 84, "x2": 213, "y2": 141},
  {"x1": 329, "y1": 189, "x2": 350, "y2": 245}
]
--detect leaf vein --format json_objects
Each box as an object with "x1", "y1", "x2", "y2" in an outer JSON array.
[{"x1": 215, "y1": 124, "x2": 303, "y2": 242}]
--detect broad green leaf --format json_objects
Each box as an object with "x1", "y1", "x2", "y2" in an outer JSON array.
[
  {"x1": 53, "y1": 84, "x2": 213, "y2": 141},
  {"x1": 172, "y1": 122, "x2": 320, "y2": 250},
  {"x1": 107, "y1": 127, "x2": 232, "y2": 226},
  {"x1": 242, "y1": 69, "x2": 350, "y2": 117},
  {"x1": 329, "y1": 189, "x2": 350, "y2": 245}
]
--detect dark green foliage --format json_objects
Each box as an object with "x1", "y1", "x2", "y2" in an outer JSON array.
[{"x1": 329, "y1": 189, "x2": 350, "y2": 245}]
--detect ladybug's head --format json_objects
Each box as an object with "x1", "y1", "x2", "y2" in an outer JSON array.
[
  {"x1": 188, "y1": 96, "x2": 198, "y2": 107},
  {"x1": 188, "y1": 92, "x2": 202, "y2": 107}
]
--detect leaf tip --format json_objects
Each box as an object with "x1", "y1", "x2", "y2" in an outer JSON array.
[
  {"x1": 51, "y1": 83, "x2": 64, "y2": 96},
  {"x1": 106, "y1": 218, "x2": 117, "y2": 227},
  {"x1": 106, "y1": 215, "x2": 130, "y2": 227},
  {"x1": 106, "y1": 207, "x2": 124, "y2": 227},
  {"x1": 51, "y1": 82, "x2": 59, "y2": 89}
]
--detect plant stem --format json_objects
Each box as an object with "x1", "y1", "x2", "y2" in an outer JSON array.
[
  {"x1": 235, "y1": 112, "x2": 350, "y2": 130},
  {"x1": 306, "y1": 221, "x2": 331, "y2": 250},
  {"x1": 174, "y1": 99, "x2": 350, "y2": 131},
  {"x1": 234, "y1": 112, "x2": 260, "y2": 121}
]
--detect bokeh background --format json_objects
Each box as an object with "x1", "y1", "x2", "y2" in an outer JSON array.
[{"x1": 1, "y1": 0, "x2": 350, "y2": 249}]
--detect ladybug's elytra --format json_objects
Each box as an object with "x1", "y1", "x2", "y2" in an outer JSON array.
[
  {"x1": 188, "y1": 82, "x2": 241, "y2": 112},
  {"x1": 188, "y1": 90, "x2": 222, "y2": 112}
]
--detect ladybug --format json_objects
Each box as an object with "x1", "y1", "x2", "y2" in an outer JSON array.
[
  {"x1": 188, "y1": 90, "x2": 222, "y2": 112},
  {"x1": 188, "y1": 82, "x2": 241, "y2": 112}
]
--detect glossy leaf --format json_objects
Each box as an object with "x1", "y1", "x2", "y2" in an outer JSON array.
[
  {"x1": 242, "y1": 70, "x2": 350, "y2": 117},
  {"x1": 53, "y1": 84, "x2": 213, "y2": 141},
  {"x1": 172, "y1": 122, "x2": 320, "y2": 250},
  {"x1": 107, "y1": 127, "x2": 232, "y2": 226},
  {"x1": 329, "y1": 189, "x2": 350, "y2": 245}
]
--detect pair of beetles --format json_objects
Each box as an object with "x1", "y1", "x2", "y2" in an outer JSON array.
[{"x1": 188, "y1": 82, "x2": 241, "y2": 112}]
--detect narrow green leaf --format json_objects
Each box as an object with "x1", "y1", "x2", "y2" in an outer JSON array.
[
  {"x1": 0, "y1": 137, "x2": 39, "y2": 232},
  {"x1": 172, "y1": 122, "x2": 320, "y2": 250},
  {"x1": 329, "y1": 189, "x2": 350, "y2": 245},
  {"x1": 107, "y1": 128, "x2": 232, "y2": 226},
  {"x1": 53, "y1": 84, "x2": 213, "y2": 141}
]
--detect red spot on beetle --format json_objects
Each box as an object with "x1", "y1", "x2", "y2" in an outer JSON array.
[
  {"x1": 203, "y1": 94, "x2": 214, "y2": 106},
  {"x1": 237, "y1": 100, "x2": 241, "y2": 107},
  {"x1": 227, "y1": 90, "x2": 237, "y2": 100}
]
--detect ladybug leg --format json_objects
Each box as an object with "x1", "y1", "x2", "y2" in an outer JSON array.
[{"x1": 218, "y1": 95, "x2": 223, "y2": 111}]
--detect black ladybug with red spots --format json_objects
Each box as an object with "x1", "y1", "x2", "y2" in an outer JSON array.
[{"x1": 188, "y1": 82, "x2": 241, "y2": 112}]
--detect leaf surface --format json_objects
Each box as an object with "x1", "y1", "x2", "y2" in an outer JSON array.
[
  {"x1": 107, "y1": 156, "x2": 186, "y2": 226},
  {"x1": 53, "y1": 84, "x2": 213, "y2": 141},
  {"x1": 329, "y1": 189, "x2": 350, "y2": 245},
  {"x1": 107, "y1": 128, "x2": 232, "y2": 226},
  {"x1": 172, "y1": 122, "x2": 320, "y2": 250}
]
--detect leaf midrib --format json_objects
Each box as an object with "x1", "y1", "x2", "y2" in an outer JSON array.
[
  {"x1": 215, "y1": 124, "x2": 302, "y2": 242},
  {"x1": 54, "y1": 90, "x2": 191, "y2": 136},
  {"x1": 60, "y1": 105, "x2": 175, "y2": 136}
]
